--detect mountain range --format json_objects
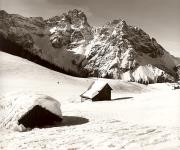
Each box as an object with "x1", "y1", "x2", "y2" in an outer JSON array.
[{"x1": 0, "y1": 9, "x2": 179, "y2": 84}]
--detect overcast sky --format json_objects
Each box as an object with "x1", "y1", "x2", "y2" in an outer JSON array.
[{"x1": 1, "y1": 0, "x2": 180, "y2": 56}]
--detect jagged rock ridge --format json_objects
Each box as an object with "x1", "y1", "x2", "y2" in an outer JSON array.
[{"x1": 0, "y1": 9, "x2": 178, "y2": 84}]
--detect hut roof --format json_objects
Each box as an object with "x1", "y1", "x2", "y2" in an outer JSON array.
[
  {"x1": 0, "y1": 93, "x2": 62, "y2": 131},
  {"x1": 81, "y1": 80, "x2": 112, "y2": 99}
]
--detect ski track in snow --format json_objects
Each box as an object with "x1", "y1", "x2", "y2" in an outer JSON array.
[{"x1": 0, "y1": 52, "x2": 180, "y2": 150}]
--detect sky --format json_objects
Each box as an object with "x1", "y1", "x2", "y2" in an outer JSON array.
[{"x1": 1, "y1": 0, "x2": 180, "y2": 56}]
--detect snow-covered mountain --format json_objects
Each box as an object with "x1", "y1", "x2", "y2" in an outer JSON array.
[{"x1": 0, "y1": 9, "x2": 178, "y2": 83}]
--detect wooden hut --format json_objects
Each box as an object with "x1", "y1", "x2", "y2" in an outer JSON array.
[
  {"x1": 81, "y1": 80, "x2": 112, "y2": 101},
  {"x1": 0, "y1": 94, "x2": 63, "y2": 131}
]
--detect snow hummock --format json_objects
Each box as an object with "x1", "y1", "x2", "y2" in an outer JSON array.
[
  {"x1": 0, "y1": 92, "x2": 62, "y2": 131},
  {"x1": 81, "y1": 80, "x2": 111, "y2": 99}
]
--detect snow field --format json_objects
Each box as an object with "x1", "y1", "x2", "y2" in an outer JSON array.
[{"x1": 0, "y1": 52, "x2": 179, "y2": 149}]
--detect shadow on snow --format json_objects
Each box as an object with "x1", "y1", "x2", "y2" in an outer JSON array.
[{"x1": 111, "y1": 97, "x2": 133, "y2": 101}]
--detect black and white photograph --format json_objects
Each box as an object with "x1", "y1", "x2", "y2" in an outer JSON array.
[{"x1": 0, "y1": 0, "x2": 180, "y2": 149}]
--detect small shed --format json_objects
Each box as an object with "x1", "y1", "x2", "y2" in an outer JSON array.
[
  {"x1": 0, "y1": 93, "x2": 63, "y2": 131},
  {"x1": 81, "y1": 80, "x2": 112, "y2": 101},
  {"x1": 18, "y1": 105, "x2": 62, "y2": 129},
  {"x1": 17, "y1": 95, "x2": 63, "y2": 130}
]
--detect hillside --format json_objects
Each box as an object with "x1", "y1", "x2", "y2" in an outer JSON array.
[{"x1": 0, "y1": 51, "x2": 151, "y2": 100}]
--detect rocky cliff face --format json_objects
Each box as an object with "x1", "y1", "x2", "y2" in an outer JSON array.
[
  {"x1": 176, "y1": 64, "x2": 180, "y2": 81},
  {"x1": 46, "y1": 9, "x2": 93, "y2": 48},
  {"x1": 0, "y1": 9, "x2": 178, "y2": 83}
]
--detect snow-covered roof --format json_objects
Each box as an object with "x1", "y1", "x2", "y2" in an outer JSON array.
[
  {"x1": 0, "y1": 92, "x2": 62, "y2": 131},
  {"x1": 81, "y1": 80, "x2": 112, "y2": 99}
]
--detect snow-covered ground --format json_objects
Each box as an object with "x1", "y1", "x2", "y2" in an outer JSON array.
[{"x1": 0, "y1": 51, "x2": 180, "y2": 150}]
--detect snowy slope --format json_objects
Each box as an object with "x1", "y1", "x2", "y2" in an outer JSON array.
[
  {"x1": 0, "y1": 52, "x2": 180, "y2": 149},
  {"x1": 121, "y1": 64, "x2": 174, "y2": 84},
  {"x1": 0, "y1": 51, "x2": 151, "y2": 100}
]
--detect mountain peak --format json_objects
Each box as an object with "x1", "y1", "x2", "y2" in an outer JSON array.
[
  {"x1": 68, "y1": 9, "x2": 87, "y2": 21},
  {"x1": 0, "y1": 10, "x2": 8, "y2": 18},
  {"x1": 46, "y1": 9, "x2": 90, "y2": 28},
  {"x1": 0, "y1": 10, "x2": 7, "y2": 14},
  {"x1": 104, "y1": 19, "x2": 127, "y2": 29},
  {"x1": 47, "y1": 9, "x2": 92, "y2": 48}
]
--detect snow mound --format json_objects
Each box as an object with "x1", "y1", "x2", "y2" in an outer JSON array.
[{"x1": 0, "y1": 92, "x2": 62, "y2": 131}]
